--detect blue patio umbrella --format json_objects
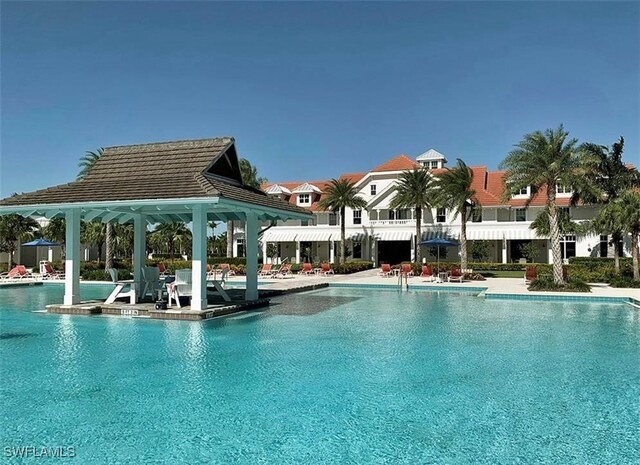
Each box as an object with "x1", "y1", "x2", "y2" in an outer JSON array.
[
  {"x1": 419, "y1": 237, "x2": 460, "y2": 271},
  {"x1": 22, "y1": 238, "x2": 60, "y2": 247}
]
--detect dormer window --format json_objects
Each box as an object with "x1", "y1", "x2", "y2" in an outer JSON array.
[
  {"x1": 370, "y1": 184, "x2": 377, "y2": 196},
  {"x1": 556, "y1": 184, "x2": 571, "y2": 195},
  {"x1": 431, "y1": 161, "x2": 439, "y2": 169},
  {"x1": 298, "y1": 193, "x2": 311, "y2": 205},
  {"x1": 517, "y1": 186, "x2": 529, "y2": 196}
]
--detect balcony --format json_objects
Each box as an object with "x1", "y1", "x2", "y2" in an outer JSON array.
[{"x1": 370, "y1": 219, "x2": 415, "y2": 226}]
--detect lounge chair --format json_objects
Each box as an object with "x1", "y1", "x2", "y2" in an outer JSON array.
[
  {"x1": 259, "y1": 263, "x2": 274, "y2": 277},
  {"x1": 274, "y1": 264, "x2": 293, "y2": 279},
  {"x1": 448, "y1": 267, "x2": 463, "y2": 283},
  {"x1": 420, "y1": 265, "x2": 434, "y2": 282},
  {"x1": 216, "y1": 263, "x2": 235, "y2": 277},
  {"x1": 140, "y1": 266, "x2": 163, "y2": 301},
  {"x1": 321, "y1": 263, "x2": 334, "y2": 275},
  {"x1": 0, "y1": 265, "x2": 33, "y2": 280},
  {"x1": 299, "y1": 263, "x2": 314, "y2": 275},
  {"x1": 167, "y1": 268, "x2": 231, "y2": 308},
  {"x1": 524, "y1": 266, "x2": 537, "y2": 284},
  {"x1": 41, "y1": 262, "x2": 65, "y2": 280},
  {"x1": 401, "y1": 264, "x2": 414, "y2": 277},
  {"x1": 378, "y1": 264, "x2": 392, "y2": 277},
  {"x1": 104, "y1": 268, "x2": 137, "y2": 304}
]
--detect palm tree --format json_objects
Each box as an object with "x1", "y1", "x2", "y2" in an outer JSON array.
[
  {"x1": 318, "y1": 179, "x2": 367, "y2": 264},
  {"x1": 500, "y1": 125, "x2": 590, "y2": 284},
  {"x1": 388, "y1": 167, "x2": 436, "y2": 264},
  {"x1": 435, "y1": 160, "x2": 477, "y2": 270},
  {"x1": 81, "y1": 220, "x2": 106, "y2": 262},
  {"x1": 77, "y1": 148, "x2": 114, "y2": 270},
  {"x1": 530, "y1": 207, "x2": 581, "y2": 237},
  {"x1": 0, "y1": 214, "x2": 40, "y2": 269},
  {"x1": 151, "y1": 222, "x2": 192, "y2": 261},
  {"x1": 577, "y1": 137, "x2": 639, "y2": 273},
  {"x1": 42, "y1": 217, "x2": 66, "y2": 258},
  {"x1": 593, "y1": 189, "x2": 640, "y2": 281},
  {"x1": 227, "y1": 158, "x2": 268, "y2": 257}
]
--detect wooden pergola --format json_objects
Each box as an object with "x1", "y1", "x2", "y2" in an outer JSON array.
[{"x1": 0, "y1": 137, "x2": 311, "y2": 310}]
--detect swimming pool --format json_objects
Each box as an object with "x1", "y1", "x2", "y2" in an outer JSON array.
[{"x1": 1, "y1": 285, "x2": 639, "y2": 463}]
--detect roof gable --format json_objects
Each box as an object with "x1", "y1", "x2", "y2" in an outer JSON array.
[{"x1": 371, "y1": 155, "x2": 419, "y2": 173}]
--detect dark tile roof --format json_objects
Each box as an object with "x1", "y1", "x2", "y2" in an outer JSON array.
[{"x1": 0, "y1": 138, "x2": 310, "y2": 216}]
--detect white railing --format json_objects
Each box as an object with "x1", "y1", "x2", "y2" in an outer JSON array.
[{"x1": 370, "y1": 219, "x2": 415, "y2": 226}]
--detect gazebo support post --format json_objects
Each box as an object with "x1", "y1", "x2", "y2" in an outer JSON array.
[
  {"x1": 191, "y1": 204, "x2": 208, "y2": 311},
  {"x1": 245, "y1": 212, "x2": 259, "y2": 301},
  {"x1": 64, "y1": 208, "x2": 81, "y2": 305},
  {"x1": 133, "y1": 214, "x2": 146, "y2": 299}
]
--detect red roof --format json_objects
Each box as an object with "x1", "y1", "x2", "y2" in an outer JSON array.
[{"x1": 371, "y1": 155, "x2": 419, "y2": 173}]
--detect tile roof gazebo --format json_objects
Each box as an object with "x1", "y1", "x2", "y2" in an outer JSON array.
[{"x1": 0, "y1": 137, "x2": 312, "y2": 309}]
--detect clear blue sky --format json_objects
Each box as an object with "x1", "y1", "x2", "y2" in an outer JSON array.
[{"x1": 1, "y1": 1, "x2": 638, "y2": 197}]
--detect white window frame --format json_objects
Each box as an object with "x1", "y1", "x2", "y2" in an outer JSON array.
[
  {"x1": 431, "y1": 161, "x2": 439, "y2": 169},
  {"x1": 353, "y1": 210, "x2": 362, "y2": 225},
  {"x1": 370, "y1": 184, "x2": 377, "y2": 196},
  {"x1": 297, "y1": 193, "x2": 311, "y2": 205},
  {"x1": 515, "y1": 208, "x2": 526, "y2": 222},
  {"x1": 556, "y1": 184, "x2": 572, "y2": 196},
  {"x1": 436, "y1": 208, "x2": 446, "y2": 223}
]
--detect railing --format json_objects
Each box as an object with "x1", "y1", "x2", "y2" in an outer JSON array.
[{"x1": 370, "y1": 219, "x2": 415, "y2": 226}]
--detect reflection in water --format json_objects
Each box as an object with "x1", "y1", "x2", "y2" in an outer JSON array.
[
  {"x1": 54, "y1": 315, "x2": 81, "y2": 383},
  {"x1": 185, "y1": 323, "x2": 206, "y2": 385}
]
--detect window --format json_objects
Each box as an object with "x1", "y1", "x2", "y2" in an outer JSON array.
[
  {"x1": 436, "y1": 208, "x2": 446, "y2": 223},
  {"x1": 556, "y1": 184, "x2": 571, "y2": 194},
  {"x1": 353, "y1": 210, "x2": 362, "y2": 225},
  {"x1": 298, "y1": 193, "x2": 310, "y2": 205},
  {"x1": 370, "y1": 184, "x2": 377, "y2": 196},
  {"x1": 471, "y1": 206, "x2": 482, "y2": 223},
  {"x1": 389, "y1": 209, "x2": 409, "y2": 220},
  {"x1": 236, "y1": 239, "x2": 245, "y2": 257},
  {"x1": 517, "y1": 186, "x2": 529, "y2": 196},
  {"x1": 329, "y1": 212, "x2": 338, "y2": 226},
  {"x1": 558, "y1": 207, "x2": 570, "y2": 220},
  {"x1": 431, "y1": 161, "x2": 439, "y2": 169},
  {"x1": 301, "y1": 219, "x2": 310, "y2": 227},
  {"x1": 561, "y1": 235, "x2": 576, "y2": 260},
  {"x1": 599, "y1": 235, "x2": 608, "y2": 258},
  {"x1": 515, "y1": 208, "x2": 526, "y2": 222},
  {"x1": 352, "y1": 242, "x2": 362, "y2": 259}
]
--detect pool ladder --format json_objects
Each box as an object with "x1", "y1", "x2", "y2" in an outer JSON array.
[{"x1": 397, "y1": 272, "x2": 409, "y2": 291}]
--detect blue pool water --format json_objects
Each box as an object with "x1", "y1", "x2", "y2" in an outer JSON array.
[{"x1": 1, "y1": 284, "x2": 639, "y2": 464}]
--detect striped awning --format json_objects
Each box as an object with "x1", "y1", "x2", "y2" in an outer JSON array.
[
  {"x1": 295, "y1": 231, "x2": 334, "y2": 242},
  {"x1": 421, "y1": 230, "x2": 458, "y2": 241},
  {"x1": 465, "y1": 229, "x2": 502, "y2": 240},
  {"x1": 373, "y1": 231, "x2": 413, "y2": 241},
  {"x1": 348, "y1": 232, "x2": 367, "y2": 241},
  {"x1": 502, "y1": 228, "x2": 539, "y2": 240},
  {"x1": 261, "y1": 231, "x2": 299, "y2": 242}
]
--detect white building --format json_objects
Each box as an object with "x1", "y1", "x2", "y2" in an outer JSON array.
[{"x1": 235, "y1": 150, "x2": 630, "y2": 265}]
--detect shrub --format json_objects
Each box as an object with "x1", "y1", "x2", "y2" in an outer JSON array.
[
  {"x1": 81, "y1": 270, "x2": 111, "y2": 281},
  {"x1": 528, "y1": 276, "x2": 591, "y2": 292},
  {"x1": 609, "y1": 276, "x2": 640, "y2": 288},
  {"x1": 332, "y1": 260, "x2": 374, "y2": 274}
]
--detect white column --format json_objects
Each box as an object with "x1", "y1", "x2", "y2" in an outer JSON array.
[
  {"x1": 295, "y1": 241, "x2": 301, "y2": 264},
  {"x1": 262, "y1": 240, "x2": 268, "y2": 264},
  {"x1": 501, "y1": 237, "x2": 508, "y2": 264},
  {"x1": 245, "y1": 212, "x2": 259, "y2": 301},
  {"x1": 411, "y1": 234, "x2": 416, "y2": 262},
  {"x1": 191, "y1": 204, "x2": 208, "y2": 311},
  {"x1": 64, "y1": 209, "x2": 81, "y2": 305},
  {"x1": 547, "y1": 240, "x2": 553, "y2": 264},
  {"x1": 329, "y1": 241, "x2": 335, "y2": 264},
  {"x1": 48, "y1": 247, "x2": 53, "y2": 263},
  {"x1": 133, "y1": 214, "x2": 146, "y2": 299}
]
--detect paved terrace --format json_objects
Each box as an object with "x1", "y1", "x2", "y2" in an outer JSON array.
[{"x1": 43, "y1": 268, "x2": 639, "y2": 321}]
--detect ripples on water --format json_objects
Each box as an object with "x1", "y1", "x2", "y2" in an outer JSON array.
[{"x1": 1, "y1": 284, "x2": 639, "y2": 464}]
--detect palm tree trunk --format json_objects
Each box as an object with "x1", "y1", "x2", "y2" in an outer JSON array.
[
  {"x1": 104, "y1": 223, "x2": 114, "y2": 271},
  {"x1": 632, "y1": 231, "x2": 639, "y2": 281},
  {"x1": 226, "y1": 221, "x2": 234, "y2": 258},
  {"x1": 340, "y1": 207, "x2": 346, "y2": 265},
  {"x1": 415, "y1": 207, "x2": 422, "y2": 263},
  {"x1": 612, "y1": 231, "x2": 622, "y2": 273},
  {"x1": 7, "y1": 244, "x2": 14, "y2": 270},
  {"x1": 547, "y1": 191, "x2": 564, "y2": 284},
  {"x1": 460, "y1": 206, "x2": 468, "y2": 271}
]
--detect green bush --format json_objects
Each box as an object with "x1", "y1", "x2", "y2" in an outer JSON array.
[
  {"x1": 332, "y1": 260, "x2": 374, "y2": 274},
  {"x1": 528, "y1": 276, "x2": 591, "y2": 292},
  {"x1": 609, "y1": 276, "x2": 640, "y2": 288},
  {"x1": 82, "y1": 270, "x2": 111, "y2": 281}
]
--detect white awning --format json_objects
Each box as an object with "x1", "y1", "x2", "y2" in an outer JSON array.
[
  {"x1": 502, "y1": 228, "x2": 539, "y2": 240},
  {"x1": 465, "y1": 229, "x2": 502, "y2": 240},
  {"x1": 348, "y1": 233, "x2": 366, "y2": 241},
  {"x1": 296, "y1": 231, "x2": 334, "y2": 242},
  {"x1": 261, "y1": 231, "x2": 298, "y2": 242},
  {"x1": 421, "y1": 230, "x2": 458, "y2": 241},
  {"x1": 373, "y1": 231, "x2": 413, "y2": 241}
]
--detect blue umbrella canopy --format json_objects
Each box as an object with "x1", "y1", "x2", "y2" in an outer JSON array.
[
  {"x1": 420, "y1": 237, "x2": 459, "y2": 247},
  {"x1": 22, "y1": 238, "x2": 60, "y2": 247}
]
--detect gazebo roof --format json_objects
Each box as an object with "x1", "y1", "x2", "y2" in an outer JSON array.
[{"x1": 0, "y1": 137, "x2": 311, "y2": 223}]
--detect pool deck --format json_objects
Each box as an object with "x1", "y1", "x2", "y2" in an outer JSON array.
[{"x1": 39, "y1": 269, "x2": 640, "y2": 320}]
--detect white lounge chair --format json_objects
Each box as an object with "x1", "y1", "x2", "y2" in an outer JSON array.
[
  {"x1": 104, "y1": 268, "x2": 137, "y2": 304},
  {"x1": 140, "y1": 266, "x2": 163, "y2": 301},
  {"x1": 167, "y1": 268, "x2": 231, "y2": 308}
]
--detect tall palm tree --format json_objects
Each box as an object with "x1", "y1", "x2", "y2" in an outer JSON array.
[
  {"x1": 42, "y1": 217, "x2": 66, "y2": 258},
  {"x1": 388, "y1": 167, "x2": 436, "y2": 264},
  {"x1": 530, "y1": 207, "x2": 581, "y2": 237},
  {"x1": 435, "y1": 160, "x2": 477, "y2": 270},
  {"x1": 577, "y1": 137, "x2": 639, "y2": 273},
  {"x1": 77, "y1": 148, "x2": 114, "y2": 270},
  {"x1": 151, "y1": 222, "x2": 192, "y2": 261},
  {"x1": 318, "y1": 179, "x2": 367, "y2": 264},
  {"x1": 81, "y1": 220, "x2": 106, "y2": 262},
  {"x1": 593, "y1": 189, "x2": 640, "y2": 281},
  {"x1": 0, "y1": 214, "x2": 40, "y2": 269},
  {"x1": 500, "y1": 125, "x2": 591, "y2": 284},
  {"x1": 227, "y1": 158, "x2": 268, "y2": 257}
]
